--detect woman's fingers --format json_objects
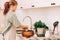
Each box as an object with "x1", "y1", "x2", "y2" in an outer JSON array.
[{"x1": 22, "y1": 25, "x2": 28, "y2": 29}]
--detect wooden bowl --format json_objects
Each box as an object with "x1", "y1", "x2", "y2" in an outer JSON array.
[{"x1": 22, "y1": 30, "x2": 34, "y2": 38}]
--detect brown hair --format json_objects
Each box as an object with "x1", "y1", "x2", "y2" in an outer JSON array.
[
  {"x1": 3, "y1": 2, "x2": 10, "y2": 15},
  {"x1": 10, "y1": 1, "x2": 18, "y2": 6},
  {"x1": 3, "y1": 1, "x2": 18, "y2": 15}
]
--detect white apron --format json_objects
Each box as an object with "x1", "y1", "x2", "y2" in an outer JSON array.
[{"x1": 3, "y1": 11, "x2": 20, "y2": 40}]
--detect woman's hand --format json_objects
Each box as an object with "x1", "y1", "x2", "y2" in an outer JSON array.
[
  {"x1": 21, "y1": 25, "x2": 28, "y2": 29},
  {"x1": 17, "y1": 25, "x2": 28, "y2": 30}
]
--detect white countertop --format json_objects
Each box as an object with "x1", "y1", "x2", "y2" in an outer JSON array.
[{"x1": 16, "y1": 33, "x2": 60, "y2": 40}]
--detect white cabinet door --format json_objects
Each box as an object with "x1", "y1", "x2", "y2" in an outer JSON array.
[
  {"x1": 32, "y1": 0, "x2": 52, "y2": 7},
  {"x1": 18, "y1": 0, "x2": 55, "y2": 9},
  {"x1": 18, "y1": 0, "x2": 32, "y2": 9},
  {"x1": 1, "y1": 0, "x2": 60, "y2": 9},
  {"x1": 54, "y1": 0, "x2": 60, "y2": 5}
]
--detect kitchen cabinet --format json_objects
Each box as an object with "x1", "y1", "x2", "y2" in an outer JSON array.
[
  {"x1": 18, "y1": 0, "x2": 51, "y2": 9},
  {"x1": 0, "y1": 0, "x2": 60, "y2": 9},
  {"x1": 18, "y1": 0, "x2": 60, "y2": 9},
  {"x1": 54, "y1": 0, "x2": 60, "y2": 6},
  {"x1": 17, "y1": 0, "x2": 32, "y2": 9}
]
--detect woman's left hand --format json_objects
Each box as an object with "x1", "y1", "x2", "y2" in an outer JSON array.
[
  {"x1": 17, "y1": 25, "x2": 28, "y2": 30},
  {"x1": 21, "y1": 25, "x2": 28, "y2": 29}
]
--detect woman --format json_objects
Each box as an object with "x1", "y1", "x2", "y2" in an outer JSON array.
[{"x1": 2, "y1": 1, "x2": 28, "y2": 40}]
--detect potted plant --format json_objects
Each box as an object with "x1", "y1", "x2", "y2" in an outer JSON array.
[{"x1": 33, "y1": 20, "x2": 48, "y2": 37}]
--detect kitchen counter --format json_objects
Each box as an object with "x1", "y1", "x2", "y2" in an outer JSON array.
[
  {"x1": 16, "y1": 36, "x2": 60, "y2": 40},
  {"x1": 16, "y1": 29, "x2": 60, "y2": 40},
  {"x1": 0, "y1": 28, "x2": 59, "y2": 40}
]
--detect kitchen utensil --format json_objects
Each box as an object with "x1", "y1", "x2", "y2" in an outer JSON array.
[{"x1": 22, "y1": 30, "x2": 34, "y2": 38}]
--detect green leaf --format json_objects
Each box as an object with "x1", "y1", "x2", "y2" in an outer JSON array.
[{"x1": 33, "y1": 20, "x2": 48, "y2": 29}]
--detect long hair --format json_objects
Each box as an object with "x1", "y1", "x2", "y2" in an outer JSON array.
[
  {"x1": 3, "y1": 1, "x2": 18, "y2": 15},
  {"x1": 3, "y1": 2, "x2": 10, "y2": 15}
]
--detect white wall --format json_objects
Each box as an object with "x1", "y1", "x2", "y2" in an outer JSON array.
[
  {"x1": 0, "y1": 0, "x2": 60, "y2": 40},
  {"x1": 15, "y1": 6, "x2": 60, "y2": 31},
  {"x1": 0, "y1": 6, "x2": 60, "y2": 32}
]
